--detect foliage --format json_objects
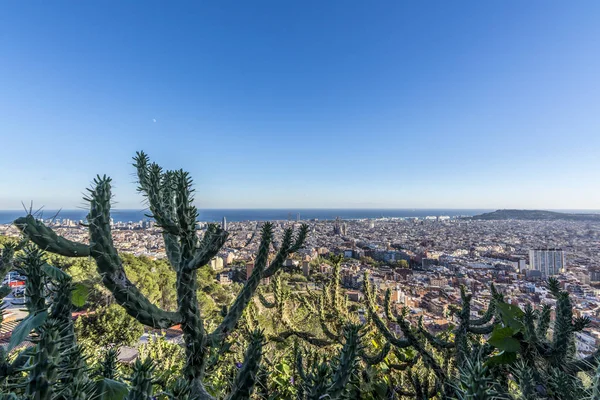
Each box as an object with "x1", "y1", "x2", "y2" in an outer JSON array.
[
  {"x1": 138, "y1": 334, "x2": 184, "y2": 393},
  {"x1": 75, "y1": 304, "x2": 145, "y2": 349}
]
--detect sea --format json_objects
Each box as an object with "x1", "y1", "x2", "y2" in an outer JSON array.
[{"x1": 0, "y1": 209, "x2": 495, "y2": 224}]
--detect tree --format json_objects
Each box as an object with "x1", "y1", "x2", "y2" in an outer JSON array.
[{"x1": 75, "y1": 304, "x2": 144, "y2": 349}]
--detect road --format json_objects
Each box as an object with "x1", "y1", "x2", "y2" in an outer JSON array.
[{"x1": 2, "y1": 291, "x2": 28, "y2": 321}]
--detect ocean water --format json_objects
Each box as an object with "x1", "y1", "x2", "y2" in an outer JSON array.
[{"x1": 0, "y1": 209, "x2": 494, "y2": 224}]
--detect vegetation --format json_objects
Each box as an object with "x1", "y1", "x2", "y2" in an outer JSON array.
[
  {"x1": 75, "y1": 304, "x2": 144, "y2": 349},
  {"x1": 1, "y1": 152, "x2": 599, "y2": 399}
]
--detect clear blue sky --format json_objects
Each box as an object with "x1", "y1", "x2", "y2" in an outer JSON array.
[{"x1": 1, "y1": 1, "x2": 599, "y2": 210}]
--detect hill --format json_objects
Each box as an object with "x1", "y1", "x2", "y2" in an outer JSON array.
[{"x1": 469, "y1": 209, "x2": 600, "y2": 221}]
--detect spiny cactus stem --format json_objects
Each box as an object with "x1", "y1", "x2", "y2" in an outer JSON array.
[
  {"x1": 186, "y1": 225, "x2": 229, "y2": 271},
  {"x1": 363, "y1": 277, "x2": 411, "y2": 349},
  {"x1": 14, "y1": 215, "x2": 91, "y2": 258},
  {"x1": 262, "y1": 224, "x2": 308, "y2": 278},
  {"x1": 87, "y1": 176, "x2": 180, "y2": 329},
  {"x1": 326, "y1": 325, "x2": 360, "y2": 398},
  {"x1": 226, "y1": 330, "x2": 264, "y2": 400},
  {"x1": 210, "y1": 223, "x2": 273, "y2": 341},
  {"x1": 360, "y1": 341, "x2": 391, "y2": 365}
]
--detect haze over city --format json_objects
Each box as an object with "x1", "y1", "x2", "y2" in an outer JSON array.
[{"x1": 2, "y1": 1, "x2": 599, "y2": 209}]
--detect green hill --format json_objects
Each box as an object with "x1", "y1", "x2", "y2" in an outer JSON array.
[{"x1": 470, "y1": 209, "x2": 600, "y2": 221}]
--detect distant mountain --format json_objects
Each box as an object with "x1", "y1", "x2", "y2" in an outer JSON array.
[{"x1": 469, "y1": 209, "x2": 600, "y2": 221}]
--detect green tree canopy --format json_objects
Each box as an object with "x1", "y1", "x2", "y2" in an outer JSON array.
[{"x1": 75, "y1": 304, "x2": 144, "y2": 349}]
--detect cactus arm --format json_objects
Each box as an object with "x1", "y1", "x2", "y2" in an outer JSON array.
[
  {"x1": 469, "y1": 301, "x2": 496, "y2": 326},
  {"x1": 256, "y1": 290, "x2": 276, "y2": 309},
  {"x1": 17, "y1": 246, "x2": 48, "y2": 315},
  {"x1": 326, "y1": 324, "x2": 360, "y2": 398},
  {"x1": 210, "y1": 223, "x2": 273, "y2": 341},
  {"x1": 564, "y1": 349, "x2": 600, "y2": 373},
  {"x1": 226, "y1": 330, "x2": 264, "y2": 400},
  {"x1": 297, "y1": 295, "x2": 318, "y2": 314},
  {"x1": 360, "y1": 341, "x2": 391, "y2": 365},
  {"x1": 363, "y1": 279, "x2": 411, "y2": 348},
  {"x1": 14, "y1": 215, "x2": 91, "y2": 257},
  {"x1": 186, "y1": 224, "x2": 229, "y2": 271},
  {"x1": 296, "y1": 351, "x2": 308, "y2": 383},
  {"x1": 319, "y1": 314, "x2": 342, "y2": 342},
  {"x1": 572, "y1": 316, "x2": 591, "y2": 332},
  {"x1": 0, "y1": 242, "x2": 18, "y2": 277},
  {"x1": 133, "y1": 152, "x2": 179, "y2": 235},
  {"x1": 550, "y1": 291, "x2": 573, "y2": 365},
  {"x1": 417, "y1": 317, "x2": 455, "y2": 350},
  {"x1": 467, "y1": 324, "x2": 495, "y2": 335},
  {"x1": 163, "y1": 233, "x2": 182, "y2": 269},
  {"x1": 87, "y1": 176, "x2": 180, "y2": 329},
  {"x1": 388, "y1": 354, "x2": 420, "y2": 371},
  {"x1": 271, "y1": 331, "x2": 333, "y2": 347},
  {"x1": 262, "y1": 224, "x2": 308, "y2": 278},
  {"x1": 536, "y1": 304, "x2": 552, "y2": 340},
  {"x1": 394, "y1": 309, "x2": 449, "y2": 385},
  {"x1": 125, "y1": 358, "x2": 155, "y2": 400}
]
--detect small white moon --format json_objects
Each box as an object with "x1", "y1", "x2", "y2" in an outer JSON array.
[{"x1": 153, "y1": 118, "x2": 157, "y2": 123}]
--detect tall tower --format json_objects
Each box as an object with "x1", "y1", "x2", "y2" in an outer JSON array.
[
  {"x1": 528, "y1": 248, "x2": 565, "y2": 277},
  {"x1": 222, "y1": 216, "x2": 227, "y2": 231}
]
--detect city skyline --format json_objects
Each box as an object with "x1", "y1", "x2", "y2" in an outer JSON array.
[{"x1": 2, "y1": 2, "x2": 600, "y2": 209}]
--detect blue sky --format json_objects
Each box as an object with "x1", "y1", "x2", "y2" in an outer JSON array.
[{"x1": 1, "y1": 1, "x2": 599, "y2": 209}]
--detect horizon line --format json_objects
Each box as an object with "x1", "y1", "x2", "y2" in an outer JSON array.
[{"x1": 1, "y1": 207, "x2": 599, "y2": 212}]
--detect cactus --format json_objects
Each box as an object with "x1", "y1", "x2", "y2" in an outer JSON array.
[
  {"x1": 15, "y1": 246, "x2": 47, "y2": 315},
  {"x1": 296, "y1": 324, "x2": 361, "y2": 399},
  {"x1": 24, "y1": 320, "x2": 62, "y2": 400},
  {"x1": 99, "y1": 348, "x2": 120, "y2": 380},
  {"x1": 126, "y1": 357, "x2": 155, "y2": 400},
  {"x1": 364, "y1": 272, "x2": 504, "y2": 397},
  {"x1": 14, "y1": 151, "x2": 308, "y2": 399}
]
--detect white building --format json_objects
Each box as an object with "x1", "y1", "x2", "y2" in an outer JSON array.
[{"x1": 528, "y1": 249, "x2": 565, "y2": 277}]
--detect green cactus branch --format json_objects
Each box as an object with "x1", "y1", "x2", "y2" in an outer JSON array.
[
  {"x1": 0, "y1": 241, "x2": 20, "y2": 278},
  {"x1": 86, "y1": 175, "x2": 181, "y2": 329},
  {"x1": 257, "y1": 290, "x2": 276, "y2": 309},
  {"x1": 536, "y1": 304, "x2": 552, "y2": 340},
  {"x1": 210, "y1": 223, "x2": 273, "y2": 342},
  {"x1": 262, "y1": 224, "x2": 308, "y2": 278},
  {"x1": 126, "y1": 357, "x2": 155, "y2": 400},
  {"x1": 363, "y1": 276, "x2": 411, "y2": 349},
  {"x1": 325, "y1": 324, "x2": 360, "y2": 399},
  {"x1": 388, "y1": 353, "x2": 420, "y2": 371},
  {"x1": 226, "y1": 329, "x2": 265, "y2": 400},
  {"x1": 467, "y1": 324, "x2": 495, "y2": 335},
  {"x1": 133, "y1": 153, "x2": 179, "y2": 235},
  {"x1": 417, "y1": 317, "x2": 455, "y2": 350},
  {"x1": 186, "y1": 224, "x2": 229, "y2": 271},
  {"x1": 359, "y1": 341, "x2": 391, "y2": 365},
  {"x1": 364, "y1": 274, "x2": 450, "y2": 393},
  {"x1": 14, "y1": 215, "x2": 91, "y2": 258},
  {"x1": 271, "y1": 331, "x2": 333, "y2": 347}
]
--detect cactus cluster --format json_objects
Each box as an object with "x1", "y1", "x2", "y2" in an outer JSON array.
[
  {"x1": 2, "y1": 152, "x2": 600, "y2": 399},
  {"x1": 8, "y1": 152, "x2": 308, "y2": 399}
]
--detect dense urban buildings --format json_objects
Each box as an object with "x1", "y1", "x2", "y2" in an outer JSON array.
[{"x1": 2, "y1": 214, "x2": 600, "y2": 359}]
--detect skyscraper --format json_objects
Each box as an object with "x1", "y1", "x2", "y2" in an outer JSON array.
[
  {"x1": 222, "y1": 216, "x2": 227, "y2": 231},
  {"x1": 528, "y1": 249, "x2": 565, "y2": 277}
]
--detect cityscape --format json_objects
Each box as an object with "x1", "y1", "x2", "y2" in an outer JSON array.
[
  {"x1": 2, "y1": 1, "x2": 600, "y2": 398},
  {"x1": 3, "y1": 212, "x2": 600, "y2": 360}
]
